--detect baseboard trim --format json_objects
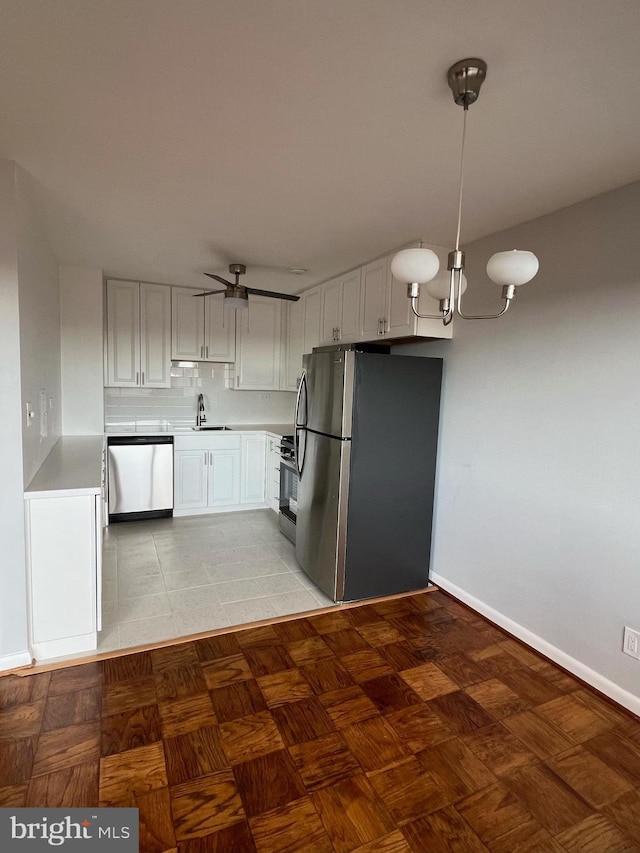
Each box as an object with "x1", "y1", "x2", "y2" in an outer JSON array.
[
  {"x1": 430, "y1": 572, "x2": 640, "y2": 717},
  {"x1": 0, "y1": 650, "x2": 33, "y2": 676}
]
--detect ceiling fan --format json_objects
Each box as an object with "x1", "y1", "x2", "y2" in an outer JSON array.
[{"x1": 194, "y1": 263, "x2": 300, "y2": 310}]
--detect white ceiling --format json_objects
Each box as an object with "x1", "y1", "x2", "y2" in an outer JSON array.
[{"x1": 1, "y1": 0, "x2": 639, "y2": 293}]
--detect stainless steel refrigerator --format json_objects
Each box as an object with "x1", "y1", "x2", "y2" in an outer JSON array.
[{"x1": 294, "y1": 346, "x2": 442, "y2": 602}]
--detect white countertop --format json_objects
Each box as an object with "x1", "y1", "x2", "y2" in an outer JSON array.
[
  {"x1": 104, "y1": 422, "x2": 293, "y2": 437},
  {"x1": 25, "y1": 436, "x2": 104, "y2": 499}
]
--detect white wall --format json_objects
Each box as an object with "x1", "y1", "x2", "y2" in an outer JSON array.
[
  {"x1": 0, "y1": 161, "x2": 30, "y2": 668},
  {"x1": 16, "y1": 167, "x2": 62, "y2": 486},
  {"x1": 401, "y1": 180, "x2": 640, "y2": 711},
  {"x1": 60, "y1": 265, "x2": 104, "y2": 434}
]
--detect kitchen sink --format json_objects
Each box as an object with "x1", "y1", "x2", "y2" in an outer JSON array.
[{"x1": 191, "y1": 425, "x2": 232, "y2": 431}]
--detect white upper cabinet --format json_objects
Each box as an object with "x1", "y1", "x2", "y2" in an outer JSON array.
[
  {"x1": 140, "y1": 283, "x2": 173, "y2": 386},
  {"x1": 235, "y1": 296, "x2": 282, "y2": 390},
  {"x1": 171, "y1": 287, "x2": 204, "y2": 360},
  {"x1": 360, "y1": 257, "x2": 389, "y2": 340},
  {"x1": 106, "y1": 280, "x2": 171, "y2": 387},
  {"x1": 282, "y1": 297, "x2": 305, "y2": 391},
  {"x1": 303, "y1": 286, "x2": 323, "y2": 355},
  {"x1": 359, "y1": 247, "x2": 453, "y2": 342},
  {"x1": 321, "y1": 277, "x2": 342, "y2": 344},
  {"x1": 320, "y1": 269, "x2": 362, "y2": 345},
  {"x1": 338, "y1": 269, "x2": 362, "y2": 342},
  {"x1": 171, "y1": 287, "x2": 235, "y2": 362}
]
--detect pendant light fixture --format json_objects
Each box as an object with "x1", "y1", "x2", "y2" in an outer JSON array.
[{"x1": 390, "y1": 59, "x2": 539, "y2": 324}]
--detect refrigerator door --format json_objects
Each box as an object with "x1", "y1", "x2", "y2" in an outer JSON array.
[
  {"x1": 295, "y1": 430, "x2": 351, "y2": 600},
  {"x1": 342, "y1": 351, "x2": 442, "y2": 601},
  {"x1": 303, "y1": 350, "x2": 354, "y2": 439}
]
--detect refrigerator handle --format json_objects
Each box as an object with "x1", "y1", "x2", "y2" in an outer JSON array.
[
  {"x1": 295, "y1": 369, "x2": 307, "y2": 428},
  {"x1": 294, "y1": 370, "x2": 308, "y2": 479}
]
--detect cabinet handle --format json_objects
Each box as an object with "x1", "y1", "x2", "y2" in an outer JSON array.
[
  {"x1": 377, "y1": 319, "x2": 382, "y2": 336},
  {"x1": 136, "y1": 371, "x2": 139, "y2": 384},
  {"x1": 204, "y1": 452, "x2": 208, "y2": 466},
  {"x1": 141, "y1": 371, "x2": 145, "y2": 385},
  {"x1": 200, "y1": 345, "x2": 204, "y2": 359},
  {"x1": 209, "y1": 451, "x2": 213, "y2": 465},
  {"x1": 382, "y1": 319, "x2": 387, "y2": 334},
  {"x1": 206, "y1": 345, "x2": 209, "y2": 359}
]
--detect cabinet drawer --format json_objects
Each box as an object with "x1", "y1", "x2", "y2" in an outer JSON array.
[{"x1": 174, "y1": 434, "x2": 241, "y2": 451}]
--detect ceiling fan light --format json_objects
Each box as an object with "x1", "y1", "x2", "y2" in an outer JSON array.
[
  {"x1": 390, "y1": 248, "x2": 440, "y2": 284},
  {"x1": 486, "y1": 250, "x2": 539, "y2": 287},
  {"x1": 224, "y1": 294, "x2": 249, "y2": 310}
]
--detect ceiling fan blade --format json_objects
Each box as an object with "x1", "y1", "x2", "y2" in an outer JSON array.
[
  {"x1": 193, "y1": 289, "x2": 226, "y2": 297},
  {"x1": 204, "y1": 273, "x2": 234, "y2": 287},
  {"x1": 245, "y1": 287, "x2": 300, "y2": 302}
]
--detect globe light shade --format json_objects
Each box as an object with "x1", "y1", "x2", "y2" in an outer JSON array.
[
  {"x1": 486, "y1": 250, "x2": 539, "y2": 287},
  {"x1": 425, "y1": 271, "x2": 468, "y2": 301},
  {"x1": 390, "y1": 248, "x2": 439, "y2": 284},
  {"x1": 224, "y1": 295, "x2": 249, "y2": 310}
]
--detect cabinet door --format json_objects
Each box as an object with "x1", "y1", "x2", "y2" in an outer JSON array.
[
  {"x1": 384, "y1": 262, "x2": 415, "y2": 339},
  {"x1": 235, "y1": 296, "x2": 282, "y2": 390},
  {"x1": 172, "y1": 287, "x2": 205, "y2": 360},
  {"x1": 303, "y1": 287, "x2": 323, "y2": 355},
  {"x1": 174, "y1": 449, "x2": 208, "y2": 509},
  {"x1": 282, "y1": 299, "x2": 304, "y2": 391},
  {"x1": 204, "y1": 298, "x2": 236, "y2": 361},
  {"x1": 266, "y1": 437, "x2": 281, "y2": 512},
  {"x1": 27, "y1": 495, "x2": 97, "y2": 654},
  {"x1": 106, "y1": 280, "x2": 140, "y2": 386},
  {"x1": 360, "y1": 258, "x2": 387, "y2": 340},
  {"x1": 241, "y1": 434, "x2": 266, "y2": 504},
  {"x1": 140, "y1": 283, "x2": 171, "y2": 387},
  {"x1": 339, "y1": 269, "x2": 362, "y2": 342},
  {"x1": 321, "y1": 278, "x2": 341, "y2": 344},
  {"x1": 208, "y1": 449, "x2": 241, "y2": 506}
]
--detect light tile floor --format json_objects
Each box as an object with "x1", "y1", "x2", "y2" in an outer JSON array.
[{"x1": 99, "y1": 509, "x2": 335, "y2": 653}]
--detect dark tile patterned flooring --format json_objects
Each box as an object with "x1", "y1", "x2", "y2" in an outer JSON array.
[{"x1": 1, "y1": 589, "x2": 640, "y2": 852}]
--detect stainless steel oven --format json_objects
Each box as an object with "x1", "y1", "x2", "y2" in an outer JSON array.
[{"x1": 278, "y1": 435, "x2": 298, "y2": 544}]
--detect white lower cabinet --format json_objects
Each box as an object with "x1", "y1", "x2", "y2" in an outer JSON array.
[
  {"x1": 174, "y1": 432, "x2": 271, "y2": 515},
  {"x1": 173, "y1": 448, "x2": 210, "y2": 510},
  {"x1": 25, "y1": 492, "x2": 102, "y2": 659},
  {"x1": 241, "y1": 434, "x2": 266, "y2": 504},
  {"x1": 174, "y1": 435, "x2": 241, "y2": 513},
  {"x1": 265, "y1": 434, "x2": 281, "y2": 513}
]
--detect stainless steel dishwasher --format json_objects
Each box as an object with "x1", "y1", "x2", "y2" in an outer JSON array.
[{"x1": 107, "y1": 435, "x2": 174, "y2": 522}]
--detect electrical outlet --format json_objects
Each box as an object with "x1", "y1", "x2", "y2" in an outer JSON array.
[
  {"x1": 261, "y1": 393, "x2": 271, "y2": 400},
  {"x1": 25, "y1": 401, "x2": 35, "y2": 427},
  {"x1": 623, "y1": 627, "x2": 640, "y2": 660}
]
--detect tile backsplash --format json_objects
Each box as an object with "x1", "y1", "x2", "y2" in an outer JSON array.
[{"x1": 105, "y1": 364, "x2": 296, "y2": 426}]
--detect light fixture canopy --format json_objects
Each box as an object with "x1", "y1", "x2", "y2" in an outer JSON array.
[{"x1": 391, "y1": 58, "x2": 539, "y2": 324}]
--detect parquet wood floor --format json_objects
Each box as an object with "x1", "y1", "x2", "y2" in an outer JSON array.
[{"x1": 1, "y1": 589, "x2": 639, "y2": 852}]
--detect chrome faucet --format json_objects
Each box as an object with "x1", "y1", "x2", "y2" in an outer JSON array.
[{"x1": 196, "y1": 393, "x2": 206, "y2": 427}]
